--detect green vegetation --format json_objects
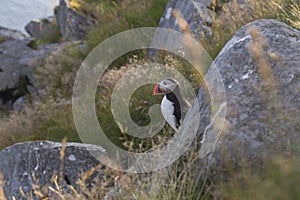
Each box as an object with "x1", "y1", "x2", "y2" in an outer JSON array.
[
  {"x1": 86, "y1": 0, "x2": 168, "y2": 51},
  {"x1": 199, "y1": 0, "x2": 300, "y2": 58},
  {"x1": 0, "y1": 0, "x2": 300, "y2": 199},
  {"x1": 275, "y1": 0, "x2": 300, "y2": 29},
  {"x1": 27, "y1": 36, "x2": 61, "y2": 50},
  {"x1": 221, "y1": 158, "x2": 300, "y2": 200},
  {"x1": 0, "y1": 37, "x2": 6, "y2": 43}
]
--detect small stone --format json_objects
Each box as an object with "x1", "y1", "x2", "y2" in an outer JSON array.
[{"x1": 68, "y1": 154, "x2": 76, "y2": 161}]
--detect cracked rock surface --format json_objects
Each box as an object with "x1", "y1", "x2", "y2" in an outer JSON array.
[{"x1": 0, "y1": 141, "x2": 108, "y2": 199}]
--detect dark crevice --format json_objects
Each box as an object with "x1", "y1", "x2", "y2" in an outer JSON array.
[
  {"x1": 0, "y1": 89, "x2": 16, "y2": 104},
  {"x1": 26, "y1": 40, "x2": 39, "y2": 50},
  {"x1": 0, "y1": 75, "x2": 32, "y2": 105},
  {"x1": 64, "y1": 174, "x2": 71, "y2": 185},
  {"x1": 206, "y1": 2, "x2": 224, "y2": 17}
]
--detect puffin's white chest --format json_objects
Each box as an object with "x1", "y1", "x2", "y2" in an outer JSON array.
[{"x1": 161, "y1": 96, "x2": 178, "y2": 131}]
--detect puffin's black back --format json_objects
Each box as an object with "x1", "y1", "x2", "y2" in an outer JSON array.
[{"x1": 166, "y1": 92, "x2": 181, "y2": 127}]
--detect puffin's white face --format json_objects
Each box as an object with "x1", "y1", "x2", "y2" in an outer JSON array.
[{"x1": 153, "y1": 77, "x2": 179, "y2": 95}]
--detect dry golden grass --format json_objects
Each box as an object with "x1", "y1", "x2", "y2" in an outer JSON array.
[
  {"x1": 35, "y1": 42, "x2": 84, "y2": 100},
  {"x1": 0, "y1": 99, "x2": 79, "y2": 150},
  {"x1": 0, "y1": 173, "x2": 7, "y2": 200},
  {"x1": 203, "y1": 0, "x2": 286, "y2": 58},
  {"x1": 221, "y1": 157, "x2": 300, "y2": 200},
  {"x1": 274, "y1": 0, "x2": 300, "y2": 29},
  {"x1": 247, "y1": 26, "x2": 277, "y2": 93}
]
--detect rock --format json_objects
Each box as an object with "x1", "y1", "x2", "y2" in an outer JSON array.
[
  {"x1": 12, "y1": 96, "x2": 27, "y2": 112},
  {"x1": 55, "y1": 0, "x2": 96, "y2": 40},
  {"x1": 0, "y1": 27, "x2": 67, "y2": 111},
  {"x1": 0, "y1": 37, "x2": 33, "y2": 110},
  {"x1": 25, "y1": 16, "x2": 60, "y2": 42},
  {"x1": 155, "y1": 0, "x2": 247, "y2": 44},
  {"x1": 0, "y1": 141, "x2": 109, "y2": 199},
  {"x1": 194, "y1": 19, "x2": 300, "y2": 178},
  {"x1": 150, "y1": 0, "x2": 248, "y2": 59},
  {"x1": 157, "y1": 0, "x2": 213, "y2": 42},
  {"x1": 0, "y1": 26, "x2": 28, "y2": 40}
]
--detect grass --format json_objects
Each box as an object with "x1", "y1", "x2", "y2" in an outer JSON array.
[
  {"x1": 0, "y1": 0, "x2": 300, "y2": 199},
  {"x1": 34, "y1": 42, "x2": 85, "y2": 99},
  {"x1": 0, "y1": 100, "x2": 80, "y2": 150},
  {"x1": 221, "y1": 158, "x2": 300, "y2": 200},
  {"x1": 94, "y1": 50, "x2": 205, "y2": 152},
  {"x1": 196, "y1": 0, "x2": 300, "y2": 59},
  {"x1": 0, "y1": 0, "x2": 170, "y2": 151},
  {"x1": 85, "y1": 0, "x2": 168, "y2": 51},
  {"x1": 202, "y1": 0, "x2": 283, "y2": 58},
  {"x1": 275, "y1": 0, "x2": 300, "y2": 29}
]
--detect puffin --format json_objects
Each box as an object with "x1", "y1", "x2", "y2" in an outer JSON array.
[{"x1": 152, "y1": 77, "x2": 190, "y2": 132}]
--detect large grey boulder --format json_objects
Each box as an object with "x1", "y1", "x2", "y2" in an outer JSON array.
[
  {"x1": 0, "y1": 141, "x2": 108, "y2": 200},
  {"x1": 195, "y1": 19, "x2": 300, "y2": 178},
  {"x1": 55, "y1": 0, "x2": 96, "y2": 40}
]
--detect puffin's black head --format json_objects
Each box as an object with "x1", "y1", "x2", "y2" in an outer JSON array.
[{"x1": 153, "y1": 77, "x2": 179, "y2": 95}]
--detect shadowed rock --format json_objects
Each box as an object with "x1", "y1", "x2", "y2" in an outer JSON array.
[
  {"x1": 55, "y1": 0, "x2": 96, "y2": 40},
  {"x1": 0, "y1": 28, "x2": 65, "y2": 111},
  {"x1": 25, "y1": 16, "x2": 60, "y2": 42}
]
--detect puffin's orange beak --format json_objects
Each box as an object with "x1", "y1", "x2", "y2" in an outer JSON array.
[{"x1": 153, "y1": 84, "x2": 162, "y2": 95}]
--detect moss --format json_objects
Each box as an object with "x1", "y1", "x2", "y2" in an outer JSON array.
[
  {"x1": 26, "y1": 30, "x2": 61, "y2": 50},
  {"x1": 0, "y1": 37, "x2": 6, "y2": 43},
  {"x1": 124, "y1": 0, "x2": 168, "y2": 28}
]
